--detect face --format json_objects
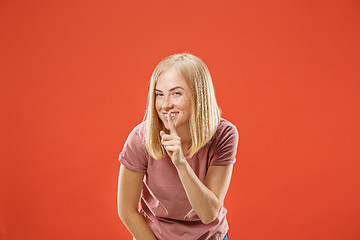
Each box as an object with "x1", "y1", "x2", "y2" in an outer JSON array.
[{"x1": 155, "y1": 67, "x2": 192, "y2": 135}]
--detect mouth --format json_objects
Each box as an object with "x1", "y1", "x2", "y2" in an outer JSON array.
[{"x1": 163, "y1": 112, "x2": 179, "y2": 120}]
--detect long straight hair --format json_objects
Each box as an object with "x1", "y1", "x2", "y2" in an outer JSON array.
[{"x1": 144, "y1": 53, "x2": 221, "y2": 159}]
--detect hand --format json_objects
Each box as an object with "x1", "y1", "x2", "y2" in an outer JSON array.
[{"x1": 160, "y1": 111, "x2": 186, "y2": 167}]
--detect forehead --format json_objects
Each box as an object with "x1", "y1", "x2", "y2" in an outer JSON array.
[{"x1": 155, "y1": 67, "x2": 189, "y2": 90}]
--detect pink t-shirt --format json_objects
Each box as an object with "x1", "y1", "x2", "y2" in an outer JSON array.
[{"x1": 118, "y1": 118, "x2": 239, "y2": 240}]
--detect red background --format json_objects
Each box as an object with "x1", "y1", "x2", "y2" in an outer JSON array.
[{"x1": 1, "y1": 0, "x2": 360, "y2": 239}]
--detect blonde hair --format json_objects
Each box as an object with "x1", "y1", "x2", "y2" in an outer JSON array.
[{"x1": 144, "y1": 53, "x2": 221, "y2": 159}]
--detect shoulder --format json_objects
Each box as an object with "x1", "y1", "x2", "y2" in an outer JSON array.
[
  {"x1": 211, "y1": 118, "x2": 239, "y2": 153},
  {"x1": 207, "y1": 118, "x2": 239, "y2": 166},
  {"x1": 132, "y1": 121, "x2": 146, "y2": 134},
  {"x1": 219, "y1": 118, "x2": 238, "y2": 131},
  {"x1": 214, "y1": 118, "x2": 239, "y2": 140},
  {"x1": 119, "y1": 121, "x2": 149, "y2": 172},
  {"x1": 127, "y1": 121, "x2": 146, "y2": 142},
  {"x1": 122, "y1": 121, "x2": 148, "y2": 153}
]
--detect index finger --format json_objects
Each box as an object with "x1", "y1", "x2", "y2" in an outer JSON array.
[{"x1": 168, "y1": 111, "x2": 178, "y2": 136}]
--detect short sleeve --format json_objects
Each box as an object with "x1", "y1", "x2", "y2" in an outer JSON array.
[
  {"x1": 209, "y1": 120, "x2": 239, "y2": 166},
  {"x1": 118, "y1": 124, "x2": 148, "y2": 173}
]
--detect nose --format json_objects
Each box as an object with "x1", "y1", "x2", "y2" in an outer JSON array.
[{"x1": 162, "y1": 96, "x2": 174, "y2": 111}]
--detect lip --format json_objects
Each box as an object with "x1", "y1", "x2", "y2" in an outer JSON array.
[{"x1": 163, "y1": 112, "x2": 179, "y2": 120}]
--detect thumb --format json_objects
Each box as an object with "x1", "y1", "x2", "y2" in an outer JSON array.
[{"x1": 160, "y1": 130, "x2": 166, "y2": 138}]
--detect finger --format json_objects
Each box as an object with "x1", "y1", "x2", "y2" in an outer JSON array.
[
  {"x1": 167, "y1": 111, "x2": 178, "y2": 136},
  {"x1": 161, "y1": 135, "x2": 181, "y2": 146},
  {"x1": 161, "y1": 134, "x2": 180, "y2": 141},
  {"x1": 160, "y1": 130, "x2": 166, "y2": 138},
  {"x1": 161, "y1": 140, "x2": 181, "y2": 147},
  {"x1": 164, "y1": 145, "x2": 181, "y2": 153},
  {"x1": 160, "y1": 132, "x2": 170, "y2": 145}
]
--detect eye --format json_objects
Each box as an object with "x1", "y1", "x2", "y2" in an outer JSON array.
[
  {"x1": 173, "y1": 92, "x2": 182, "y2": 96},
  {"x1": 155, "y1": 92, "x2": 163, "y2": 97}
]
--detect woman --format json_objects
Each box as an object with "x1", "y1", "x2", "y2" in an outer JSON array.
[{"x1": 117, "y1": 53, "x2": 239, "y2": 240}]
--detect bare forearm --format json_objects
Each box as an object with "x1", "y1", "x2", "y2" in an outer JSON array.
[
  {"x1": 119, "y1": 211, "x2": 157, "y2": 240},
  {"x1": 176, "y1": 161, "x2": 221, "y2": 224}
]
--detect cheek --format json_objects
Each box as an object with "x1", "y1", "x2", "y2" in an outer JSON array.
[
  {"x1": 154, "y1": 98, "x2": 159, "y2": 109},
  {"x1": 155, "y1": 99, "x2": 161, "y2": 111},
  {"x1": 179, "y1": 98, "x2": 192, "y2": 114}
]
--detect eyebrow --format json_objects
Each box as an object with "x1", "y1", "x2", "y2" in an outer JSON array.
[{"x1": 155, "y1": 86, "x2": 184, "y2": 92}]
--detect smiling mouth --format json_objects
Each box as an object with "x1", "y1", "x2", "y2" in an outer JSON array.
[{"x1": 164, "y1": 112, "x2": 178, "y2": 120}]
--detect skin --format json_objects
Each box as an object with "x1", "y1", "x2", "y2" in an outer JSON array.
[
  {"x1": 117, "y1": 67, "x2": 234, "y2": 239},
  {"x1": 155, "y1": 67, "x2": 192, "y2": 150},
  {"x1": 117, "y1": 167, "x2": 156, "y2": 240},
  {"x1": 160, "y1": 111, "x2": 233, "y2": 224}
]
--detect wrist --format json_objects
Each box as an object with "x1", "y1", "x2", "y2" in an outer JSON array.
[{"x1": 174, "y1": 156, "x2": 188, "y2": 171}]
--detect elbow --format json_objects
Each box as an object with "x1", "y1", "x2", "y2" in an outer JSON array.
[
  {"x1": 118, "y1": 203, "x2": 139, "y2": 224},
  {"x1": 200, "y1": 212, "x2": 218, "y2": 224},
  {"x1": 200, "y1": 201, "x2": 222, "y2": 224},
  {"x1": 117, "y1": 207, "x2": 125, "y2": 221},
  {"x1": 200, "y1": 208, "x2": 220, "y2": 224},
  {"x1": 118, "y1": 208, "x2": 132, "y2": 224},
  {"x1": 117, "y1": 204, "x2": 131, "y2": 222}
]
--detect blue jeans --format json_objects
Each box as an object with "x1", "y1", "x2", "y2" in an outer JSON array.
[{"x1": 223, "y1": 233, "x2": 229, "y2": 240}]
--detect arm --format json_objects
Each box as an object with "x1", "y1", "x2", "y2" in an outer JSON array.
[
  {"x1": 160, "y1": 113, "x2": 234, "y2": 224},
  {"x1": 117, "y1": 164, "x2": 157, "y2": 240},
  {"x1": 176, "y1": 162, "x2": 233, "y2": 224}
]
